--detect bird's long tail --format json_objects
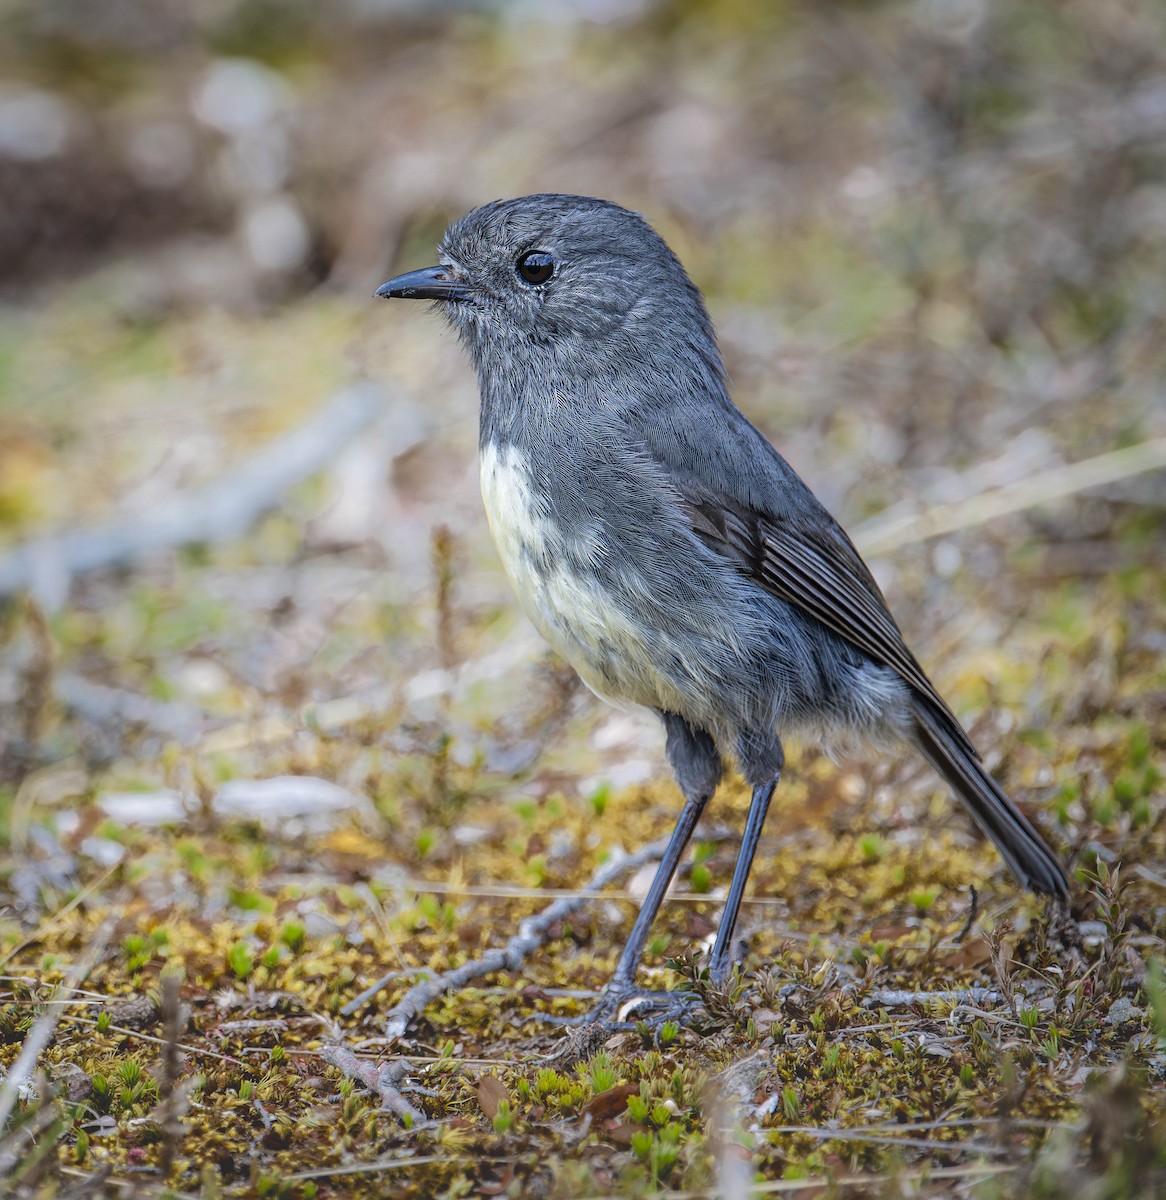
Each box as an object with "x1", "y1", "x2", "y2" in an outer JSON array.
[{"x1": 912, "y1": 699, "x2": 1069, "y2": 899}]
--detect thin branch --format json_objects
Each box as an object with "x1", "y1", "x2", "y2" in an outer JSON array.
[
  {"x1": 364, "y1": 834, "x2": 677, "y2": 1034},
  {"x1": 0, "y1": 382, "x2": 386, "y2": 606},
  {"x1": 60, "y1": 1015, "x2": 246, "y2": 1067},
  {"x1": 853, "y1": 436, "x2": 1166, "y2": 557},
  {"x1": 156, "y1": 973, "x2": 187, "y2": 1180},
  {"x1": 862, "y1": 987, "x2": 1001, "y2": 1008},
  {"x1": 739, "y1": 1121, "x2": 1005, "y2": 1156},
  {"x1": 284, "y1": 1154, "x2": 482, "y2": 1183},
  {"x1": 317, "y1": 1043, "x2": 427, "y2": 1125}
]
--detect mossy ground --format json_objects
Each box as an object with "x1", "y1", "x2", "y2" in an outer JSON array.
[{"x1": 2, "y1": 460, "x2": 1163, "y2": 1196}]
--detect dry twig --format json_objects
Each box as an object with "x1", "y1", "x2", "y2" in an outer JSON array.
[
  {"x1": 364, "y1": 833, "x2": 679, "y2": 1036},
  {"x1": 854, "y1": 437, "x2": 1166, "y2": 557},
  {"x1": 0, "y1": 383, "x2": 386, "y2": 606},
  {"x1": 317, "y1": 1043, "x2": 427, "y2": 1125},
  {"x1": 156, "y1": 972, "x2": 187, "y2": 1180}
]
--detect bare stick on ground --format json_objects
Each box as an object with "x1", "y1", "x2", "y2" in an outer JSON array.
[
  {"x1": 351, "y1": 834, "x2": 679, "y2": 1037},
  {"x1": 0, "y1": 382, "x2": 386, "y2": 607},
  {"x1": 156, "y1": 972, "x2": 188, "y2": 1180},
  {"x1": 862, "y1": 987, "x2": 1002, "y2": 1008},
  {"x1": 318, "y1": 1043, "x2": 428, "y2": 1126},
  {"x1": 853, "y1": 436, "x2": 1166, "y2": 557}
]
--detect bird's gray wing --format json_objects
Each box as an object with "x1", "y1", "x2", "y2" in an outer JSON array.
[{"x1": 674, "y1": 477, "x2": 980, "y2": 761}]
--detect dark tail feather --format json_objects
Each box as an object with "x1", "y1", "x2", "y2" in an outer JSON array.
[{"x1": 912, "y1": 701, "x2": 1069, "y2": 900}]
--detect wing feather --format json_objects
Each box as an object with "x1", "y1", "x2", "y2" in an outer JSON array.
[{"x1": 681, "y1": 489, "x2": 981, "y2": 762}]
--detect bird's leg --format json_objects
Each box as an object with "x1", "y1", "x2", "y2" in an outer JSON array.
[
  {"x1": 548, "y1": 714, "x2": 721, "y2": 1026},
  {"x1": 707, "y1": 733, "x2": 784, "y2": 984},
  {"x1": 588, "y1": 786, "x2": 708, "y2": 1019}
]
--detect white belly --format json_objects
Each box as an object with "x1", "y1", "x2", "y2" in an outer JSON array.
[{"x1": 478, "y1": 441, "x2": 690, "y2": 713}]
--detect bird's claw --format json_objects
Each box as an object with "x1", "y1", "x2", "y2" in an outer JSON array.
[{"x1": 536, "y1": 985, "x2": 702, "y2": 1030}]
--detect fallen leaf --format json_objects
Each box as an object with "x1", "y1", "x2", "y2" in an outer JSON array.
[
  {"x1": 604, "y1": 1122, "x2": 648, "y2": 1146},
  {"x1": 945, "y1": 937, "x2": 993, "y2": 969},
  {"x1": 583, "y1": 1083, "x2": 638, "y2": 1122},
  {"x1": 477, "y1": 1074, "x2": 509, "y2": 1120},
  {"x1": 869, "y1": 924, "x2": 916, "y2": 942}
]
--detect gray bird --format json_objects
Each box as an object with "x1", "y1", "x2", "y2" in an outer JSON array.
[{"x1": 376, "y1": 193, "x2": 1068, "y2": 1009}]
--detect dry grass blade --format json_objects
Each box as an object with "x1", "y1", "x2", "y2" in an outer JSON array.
[
  {"x1": 854, "y1": 437, "x2": 1166, "y2": 557},
  {"x1": 0, "y1": 867, "x2": 120, "y2": 973}
]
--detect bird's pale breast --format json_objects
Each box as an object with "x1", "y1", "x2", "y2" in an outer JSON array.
[{"x1": 478, "y1": 440, "x2": 693, "y2": 714}]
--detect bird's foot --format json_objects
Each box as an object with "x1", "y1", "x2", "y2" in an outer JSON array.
[{"x1": 537, "y1": 982, "x2": 702, "y2": 1031}]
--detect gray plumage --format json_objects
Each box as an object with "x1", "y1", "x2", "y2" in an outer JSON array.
[{"x1": 377, "y1": 193, "x2": 1067, "y2": 999}]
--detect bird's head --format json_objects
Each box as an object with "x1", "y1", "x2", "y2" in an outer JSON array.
[{"x1": 377, "y1": 194, "x2": 722, "y2": 388}]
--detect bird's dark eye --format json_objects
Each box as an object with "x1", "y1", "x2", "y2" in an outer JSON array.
[{"x1": 516, "y1": 250, "x2": 555, "y2": 285}]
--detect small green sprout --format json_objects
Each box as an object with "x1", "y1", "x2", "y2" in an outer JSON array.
[
  {"x1": 588, "y1": 1052, "x2": 618, "y2": 1095},
  {"x1": 822, "y1": 1045, "x2": 841, "y2": 1076},
  {"x1": 117, "y1": 1061, "x2": 142, "y2": 1087},
  {"x1": 859, "y1": 834, "x2": 887, "y2": 863},
  {"x1": 227, "y1": 942, "x2": 254, "y2": 979},
  {"x1": 279, "y1": 920, "x2": 306, "y2": 953},
  {"x1": 492, "y1": 1100, "x2": 514, "y2": 1134},
  {"x1": 536, "y1": 1068, "x2": 562, "y2": 1096}
]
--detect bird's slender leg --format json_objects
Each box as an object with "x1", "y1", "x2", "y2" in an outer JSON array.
[
  {"x1": 606, "y1": 712, "x2": 722, "y2": 991},
  {"x1": 707, "y1": 732, "x2": 784, "y2": 984},
  {"x1": 707, "y1": 777, "x2": 778, "y2": 982},
  {"x1": 607, "y1": 785, "x2": 709, "y2": 995},
  {"x1": 543, "y1": 713, "x2": 721, "y2": 1026}
]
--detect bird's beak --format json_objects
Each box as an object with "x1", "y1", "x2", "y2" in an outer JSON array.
[{"x1": 374, "y1": 265, "x2": 470, "y2": 301}]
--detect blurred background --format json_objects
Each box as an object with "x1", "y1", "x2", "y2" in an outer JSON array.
[
  {"x1": 2, "y1": 3, "x2": 1166, "y2": 1192},
  {"x1": 1, "y1": 0, "x2": 1164, "y2": 881}
]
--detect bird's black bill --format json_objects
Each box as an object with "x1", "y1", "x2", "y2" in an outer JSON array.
[{"x1": 375, "y1": 266, "x2": 469, "y2": 301}]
